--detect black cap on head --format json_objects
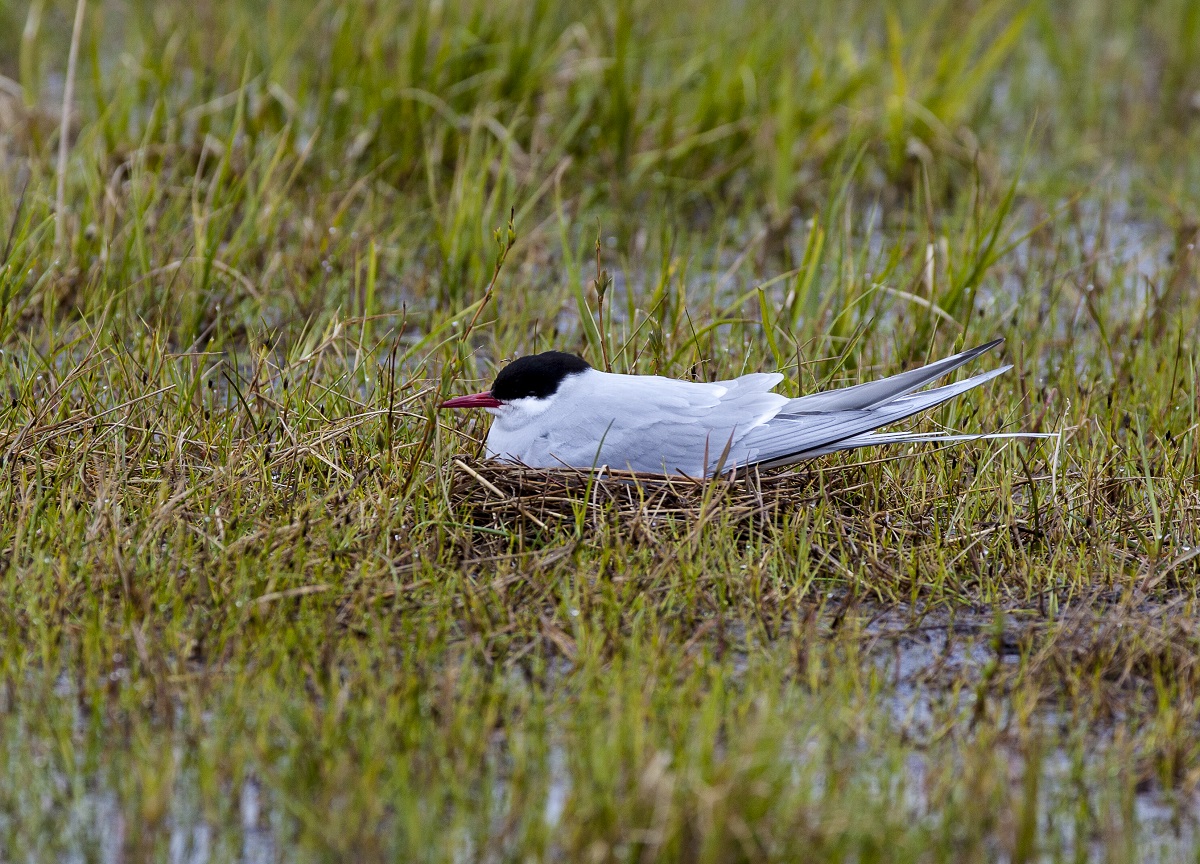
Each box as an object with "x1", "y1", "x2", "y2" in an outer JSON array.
[{"x1": 491, "y1": 351, "x2": 590, "y2": 401}]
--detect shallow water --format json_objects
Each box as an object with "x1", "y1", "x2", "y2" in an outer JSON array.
[{"x1": 23, "y1": 612, "x2": 1197, "y2": 864}]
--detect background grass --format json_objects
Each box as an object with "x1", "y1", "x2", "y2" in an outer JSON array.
[{"x1": 1, "y1": 0, "x2": 1199, "y2": 860}]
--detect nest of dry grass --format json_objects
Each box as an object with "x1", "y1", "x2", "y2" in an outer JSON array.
[{"x1": 448, "y1": 458, "x2": 862, "y2": 537}]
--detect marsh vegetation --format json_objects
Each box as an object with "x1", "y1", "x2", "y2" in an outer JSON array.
[{"x1": 1, "y1": 0, "x2": 1199, "y2": 859}]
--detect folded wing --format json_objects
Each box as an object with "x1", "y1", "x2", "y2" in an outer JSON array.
[{"x1": 724, "y1": 340, "x2": 1021, "y2": 473}]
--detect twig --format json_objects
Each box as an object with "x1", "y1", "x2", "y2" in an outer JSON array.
[
  {"x1": 454, "y1": 459, "x2": 548, "y2": 530},
  {"x1": 592, "y1": 225, "x2": 613, "y2": 372},
  {"x1": 462, "y1": 207, "x2": 517, "y2": 341},
  {"x1": 254, "y1": 584, "x2": 331, "y2": 606}
]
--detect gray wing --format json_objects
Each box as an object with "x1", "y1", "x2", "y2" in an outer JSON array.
[
  {"x1": 728, "y1": 341, "x2": 1013, "y2": 471},
  {"x1": 779, "y1": 338, "x2": 1003, "y2": 413}
]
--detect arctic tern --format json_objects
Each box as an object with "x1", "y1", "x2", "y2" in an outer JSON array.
[{"x1": 441, "y1": 339, "x2": 1024, "y2": 477}]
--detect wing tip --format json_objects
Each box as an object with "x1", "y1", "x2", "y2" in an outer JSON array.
[{"x1": 962, "y1": 336, "x2": 1004, "y2": 359}]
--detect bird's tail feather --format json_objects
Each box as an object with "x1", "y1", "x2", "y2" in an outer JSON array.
[{"x1": 754, "y1": 430, "x2": 1055, "y2": 465}]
